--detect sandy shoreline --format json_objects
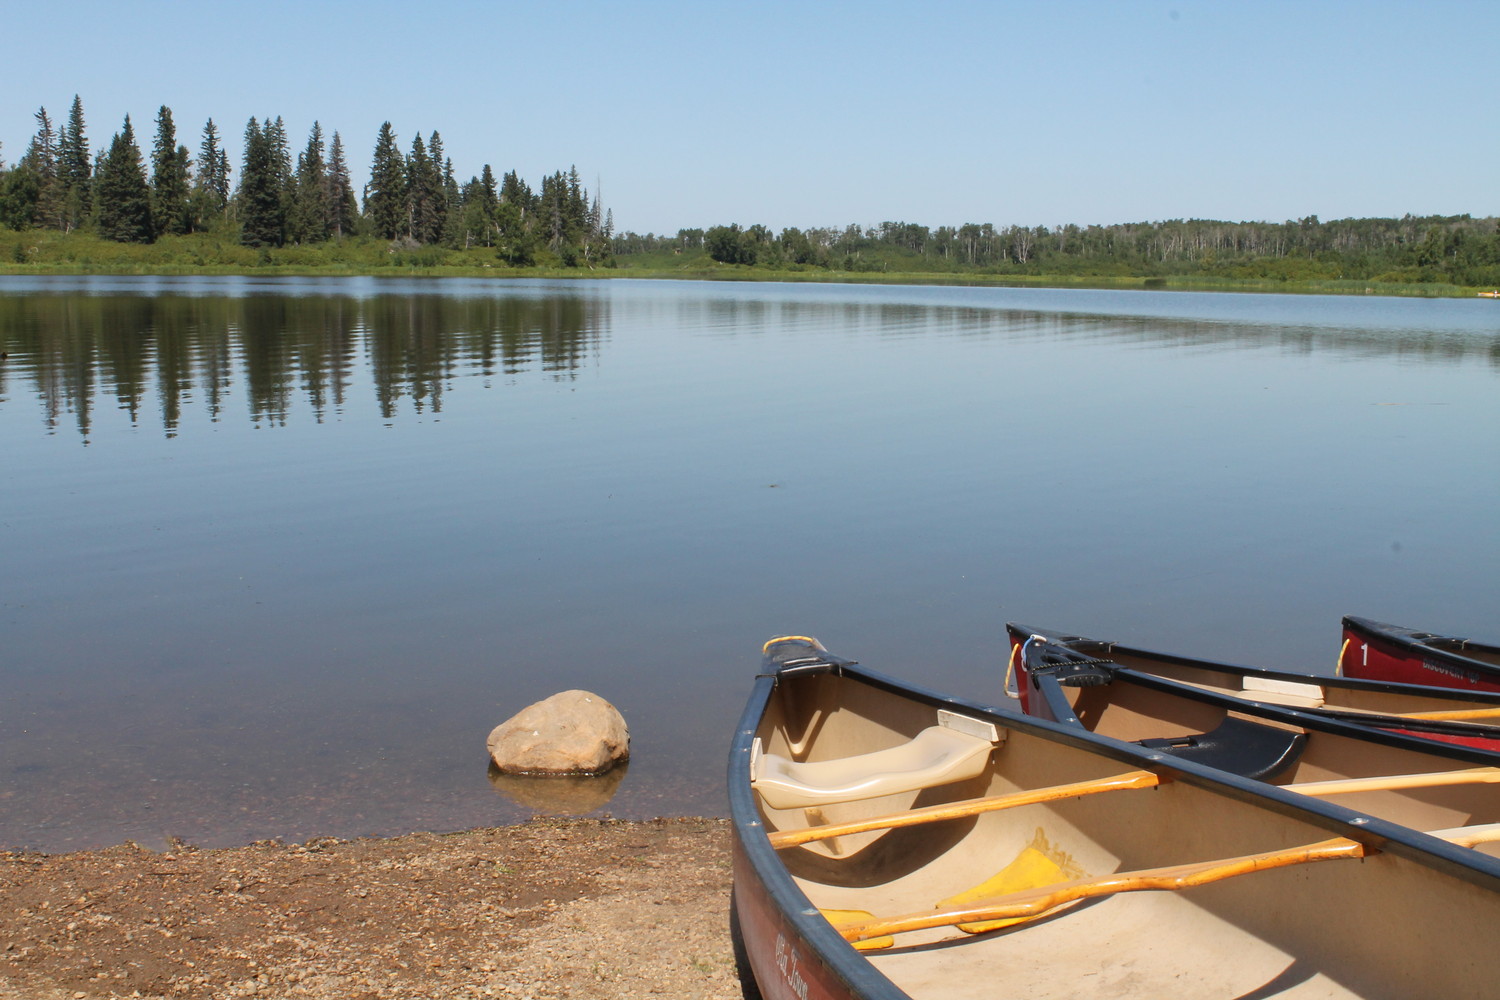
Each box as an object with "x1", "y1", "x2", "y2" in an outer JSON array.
[{"x1": 0, "y1": 817, "x2": 752, "y2": 1000}]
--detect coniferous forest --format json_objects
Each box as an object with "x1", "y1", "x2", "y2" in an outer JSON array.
[
  {"x1": 2, "y1": 96, "x2": 1498, "y2": 293},
  {"x1": 0, "y1": 97, "x2": 613, "y2": 267}
]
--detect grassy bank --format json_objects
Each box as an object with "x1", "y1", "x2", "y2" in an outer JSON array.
[{"x1": 0, "y1": 230, "x2": 1484, "y2": 298}]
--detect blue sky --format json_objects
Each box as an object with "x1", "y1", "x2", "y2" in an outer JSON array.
[{"x1": 4, "y1": 0, "x2": 1495, "y2": 235}]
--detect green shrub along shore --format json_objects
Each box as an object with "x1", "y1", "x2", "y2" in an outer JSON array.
[{"x1": 0, "y1": 228, "x2": 1491, "y2": 299}]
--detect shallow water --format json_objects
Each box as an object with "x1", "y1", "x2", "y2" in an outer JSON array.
[{"x1": 2, "y1": 276, "x2": 1496, "y2": 851}]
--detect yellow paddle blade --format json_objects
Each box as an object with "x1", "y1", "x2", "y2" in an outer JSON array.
[
  {"x1": 941, "y1": 846, "x2": 1074, "y2": 933},
  {"x1": 822, "y1": 909, "x2": 894, "y2": 951}
]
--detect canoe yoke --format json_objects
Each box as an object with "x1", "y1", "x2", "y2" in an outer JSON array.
[
  {"x1": 751, "y1": 710, "x2": 1004, "y2": 811},
  {"x1": 1137, "y1": 715, "x2": 1306, "y2": 781}
]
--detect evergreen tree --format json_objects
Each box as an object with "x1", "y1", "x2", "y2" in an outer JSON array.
[
  {"x1": 538, "y1": 169, "x2": 590, "y2": 263},
  {"x1": 405, "y1": 131, "x2": 443, "y2": 244},
  {"x1": 238, "y1": 117, "x2": 285, "y2": 247},
  {"x1": 325, "y1": 131, "x2": 357, "y2": 238},
  {"x1": 499, "y1": 170, "x2": 535, "y2": 216},
  {"x1": 290, "y1": 121, "x2": 329, "y2": 244},
  {"x1": 58, "y1": 95, "x2": 92, "y2": 231},
  {"x1": 441, "y1": 156, "x2": 462, "y2": 247},
  {"x1": 496, "y1": 169, "x2": 537, "y2": 264},
  {"x1": 21, "y1": 107, "x2": 61, "y2": 229},
  {"x1": 426, "y1": 131, "x2": 454, "y2": 245},
  {"x1": 95, "y1": 115, "x2": 154, "y2": 242},
  {"x1": 192, "y1": 119, "x2": 232, "y2": 228},
  {"x1": 150, "y1": 106, "x2": 192, "y2": 237},
  {"x1": 365, "y1": 122, "x2": 405, "y2": 240},
  {"x1": 267, "y1": 116, "x2": 294, "y2": 230}
]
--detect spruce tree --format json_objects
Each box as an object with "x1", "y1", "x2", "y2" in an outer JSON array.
[
  {"x1": 427, "y1": 131, "x2": 454, "y2": 246},
  {"x1": 150, "y1": 106, "x2": 192, "y2": 237},
  {"x1": 326, "y1": 131, "x2": 357, "y2": 238},
  {"x1": 19, "y1": 108, "x2": 61, "y2": 229},
  {"x1": 238, "y1": 117, "x2": 285, "y2": 247},
  {"x1": 95, "y1": 115, "x2": 154, "y2": 242},
  {"x1": 291, "y1": 122, "x2": 329, "y2": 244},
  {"x1": 440, "y1": 155, "x2": 461, "y2": 247},
  {"x1": 58, "y1": 95, "x2": 92, "y2": 231},
  {"x1": 405, "y1": 132, "x2": 441, "y2": 244},
  {"x1": 267, "y1": 117, "x2": 294, "y2": 234},
  {"x1": 365, "y1": 123, "x2": 406, "y2": 240},
  {"x1": 192, "y1": 119, "x2": 232, "y2": 228}
]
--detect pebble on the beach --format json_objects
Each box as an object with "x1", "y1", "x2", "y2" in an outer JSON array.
[{"x1": 487, "y1": 690, "x2": 630, "y2": 775}]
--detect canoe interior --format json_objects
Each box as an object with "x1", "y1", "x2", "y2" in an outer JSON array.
[
  {"x1": 1093, "y1": 646, "x2": 1500, "y2": 753},
  {"x1": 1104, "y1": 647, "x2": 1500, "y2": 715},
  {"x1": 1040, "y1": 671, "x2": 1500, "y2": 840},
  {"x1": 750, "y1": 667, "x2": 1500, "y2": 1000}
]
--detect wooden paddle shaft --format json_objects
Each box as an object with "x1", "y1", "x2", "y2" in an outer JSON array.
[
  {"x1": 767, "y1": 769, "x2": 1164, "y2": 850},
  {"x1": 835, "y1": 822, "x2": 1500, "y2": 946},
  {"x1": 768, "y1": 766, "x2": 1500, "y2": 849},
  {"x1": 836, "y1": 837, "x2": 1370, "y2": 944},
  {"x1": 1286, "y1": 766, "x2": 1500, "y2": 798}
]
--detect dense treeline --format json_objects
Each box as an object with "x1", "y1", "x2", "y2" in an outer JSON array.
[
  {"x1": 0, "y1": 96, "x2": 612, "y2": 267},
  {"x1": 616, "y1": 213, "x2": 1500, "y2": 288}
]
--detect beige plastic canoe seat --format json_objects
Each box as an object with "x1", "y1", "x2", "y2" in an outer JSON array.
[
  {"x1": 753, "y1": 712, "x2": 1001, "y2": 811},
  {"x1": 1238, "y1": 675, "x2": 1325, "y2": 709}
]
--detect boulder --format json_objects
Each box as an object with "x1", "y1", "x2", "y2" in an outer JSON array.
[{"x1": 487, "y1": 690, "x2": 630, "y2": 775}]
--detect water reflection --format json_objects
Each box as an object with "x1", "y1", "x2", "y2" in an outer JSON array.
[
  {"x1": 487, "y1": 762, "x2": 628, "y2": 815},
  {"x1": 0, "y1": 290, "x2": 606, "y2": 440},
  {"x1": 681, "y1": 293, "x2": 1500, "y2": 367},
  {"x1": 1, "y1": 281, "x2": 1496, "y2": 442}
]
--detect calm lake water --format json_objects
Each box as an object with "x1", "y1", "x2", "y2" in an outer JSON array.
[{"x1": 2, "y1": 276, "x2": 1497, "y2": 852}]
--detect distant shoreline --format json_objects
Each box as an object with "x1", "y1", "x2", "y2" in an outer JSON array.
[
  {"x1": 0, "y1": 261, "x2": 1483, "y2": 300},
  {"x1": 1, "y1": 230, "x2": 1489, "y2": 298}
]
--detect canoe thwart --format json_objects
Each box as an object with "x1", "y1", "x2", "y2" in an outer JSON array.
[{"x1": 752, "y1": 714, "x2": 1001, "y2": 811}]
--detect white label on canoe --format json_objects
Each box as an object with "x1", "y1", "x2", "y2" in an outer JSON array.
[{"x1": 938, "y1": 710, "x2": 1002, "y2": 744}]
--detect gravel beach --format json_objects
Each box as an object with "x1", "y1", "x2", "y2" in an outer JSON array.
[{"x1": 0, "y1": 818, "x2": 751, "y2": 1000}]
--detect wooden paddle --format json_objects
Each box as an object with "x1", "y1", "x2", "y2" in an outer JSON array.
[
  {"x1": 834, "y1": 836, "x2": 1371, "y2": 946},
  {"x1": 1398, "y1": 706, "x2": 1500, "y2": 722},
  {"x1": 833, "y1": 823, "x2": 1500, "y2": 947},
  {"x1": 769, "y1": 766, "x2": 1500, "y2": 850},
  {"x1": 767, "y1": 769, "x2": 1165, "y2": 850},
  {"x1": 1284, "y1": 766, "x2": 1500, "y2": 798}
]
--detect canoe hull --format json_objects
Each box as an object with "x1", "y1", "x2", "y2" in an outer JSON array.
[
  {"x1": 732, "y1": 841, "x2": 868, "y2": 1000},
  {"x1": 1341, "y1": 616, "x2": 1500, "y2": 693},
  {"x1": 1008, "y1": 622, "x2": 1500, "y2": 753}
]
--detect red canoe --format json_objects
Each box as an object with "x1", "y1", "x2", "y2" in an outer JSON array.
[{"x1": 1340, "y1": 616, "x2": 1500, "y2": 693}]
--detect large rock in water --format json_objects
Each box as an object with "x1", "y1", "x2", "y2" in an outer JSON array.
[{"x1": 486, "y1": 690, "x2": 630, "y2": 775}]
